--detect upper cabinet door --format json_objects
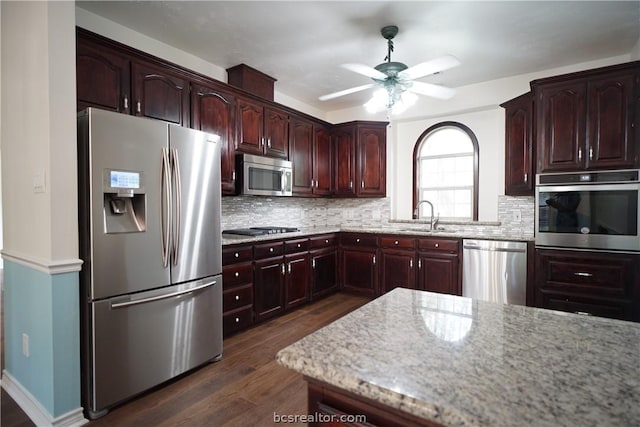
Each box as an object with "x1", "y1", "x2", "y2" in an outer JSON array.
[
  {"x1": 358, "y1": 126, "x2": 387, "y2": 197},
  {"x1": 290, "y1": 118, "x2": 314, "y2": 195},
  {"x1": 502, "y1": 92, "x2": 534, "y2": 196},
  {"x1": 537, "y1": 82, "x2": 586, "y2": 173},
  {"x1": 76, "y1": 38, "x2": 131, "y2": 113},
  {"x1": 314, "y1": 126, "x2": 333, "y2": 196},
  {"x1": 333, "y1": 127, "x2": 357, "y2": 196},
  {"x1": 236, "y1": 97, "x2": 264, "y2": 155},
  {"x1": 191, "y1": 83, "x2": 237, "y2": 195},
  {"x1": 586, "y1": 72, "x2": 636, "y2": 170},
  {"x1": 132, "y1": 61, "x2": 190, "y2": 126},
  {"x1": 264, "y1": 107, "x2": 289, "y2": 159}
]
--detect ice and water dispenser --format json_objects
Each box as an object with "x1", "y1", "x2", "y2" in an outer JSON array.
[{"x1": 103, "y1": 169, "x2": 146, "y2": 233}]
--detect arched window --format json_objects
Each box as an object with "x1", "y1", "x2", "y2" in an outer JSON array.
[{"x1": 413, "y1": 122, "x2": 479, "y2": 221}]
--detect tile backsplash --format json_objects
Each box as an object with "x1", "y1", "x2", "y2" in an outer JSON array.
[
  {"x1": 221, "y1": 196, "x2": 392, "y2": 230},
  {"x1": 221, "y1": 195, "x2": 534, "y2": 239}
]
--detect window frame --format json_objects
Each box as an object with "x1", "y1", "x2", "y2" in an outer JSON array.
[{"x1": 412, "y1": 121, "x2": 479, "y2": 221}]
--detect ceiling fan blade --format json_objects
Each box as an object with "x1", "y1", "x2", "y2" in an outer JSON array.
[
  {"x1": 341, "y1": 63, "x2": 387, "y2": 80},
  {"x1": 318, "y1": 83, "x2": 375, "y2": 101},
  {"x1": 407, "y1": 81, "x2": 456, "y2": 99},
  {"x1": 398, "y1": 55, "x2": 461, "y2": 80}
]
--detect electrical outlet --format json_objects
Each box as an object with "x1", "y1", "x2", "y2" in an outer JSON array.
[
  {"x1": 512, "y1": 210, "x2": 522, "y2": 222},
  {"x1": 22, "y1": 333, "x2": 29, "y2": 357}
]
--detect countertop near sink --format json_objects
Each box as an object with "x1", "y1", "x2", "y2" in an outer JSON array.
[
  {"x1": 222, "y1": 225, "x2": 533, "y2": 246},
  {"x1": 276, "y1": 288, "x2": 640, "y2": 427}
]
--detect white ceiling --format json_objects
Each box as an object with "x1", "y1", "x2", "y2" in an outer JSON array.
[{"x1": 77, "y1": 1, "x2": 640, "y2": 112}]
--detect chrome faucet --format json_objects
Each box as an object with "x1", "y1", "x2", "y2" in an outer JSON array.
[{"x1": 414, "y1": 200, "x2": 437, "y2": 230}]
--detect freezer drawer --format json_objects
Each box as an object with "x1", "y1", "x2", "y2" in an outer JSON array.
[{"x1": 87, "y1": 276, "x2": 222, "y2": 415}]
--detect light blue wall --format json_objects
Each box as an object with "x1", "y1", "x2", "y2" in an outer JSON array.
[{"x1": 3, "y1": 260, "x2": 80, "y2": 417}]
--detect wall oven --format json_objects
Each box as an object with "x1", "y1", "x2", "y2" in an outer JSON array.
[
  {"x1": 237, "y1": 153, "x2": 292, "y2": 196},
  {"x1": 535, "y1": 169, "x2": 640, "y2": 252}
]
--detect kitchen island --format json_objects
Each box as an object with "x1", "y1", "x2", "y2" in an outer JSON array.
[{"x1": 276, "y1": 288, "x2": 640, "y2": 426}]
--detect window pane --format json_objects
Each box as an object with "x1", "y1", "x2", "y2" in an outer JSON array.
[{"x1": 415, "y1": 123, "x2": 477, "y2": 220}]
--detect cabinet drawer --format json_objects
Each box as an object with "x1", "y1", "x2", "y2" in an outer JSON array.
[
  {"x1": 254, "y1": 241, "x2": 284, "y2": 259},
  {"x1": 309, "y1": 234, "x2": 337, "y2": 249},
  {"x1": 380, "y1": 236, "x2": 416, "y2": 249},
  {"x1": 223, "y1": 306, "x2": 254, "y2": 337},
  {"x1": 222, "y1": 262, "x2": 253, "y2": 288},
  {"x1": 341, "y1": 233, "x2": 378, "y2": 247},
  {"x1": 537, "y1": 250, "x2": 636, "y2": 298},
  {"x1": 539, "y1": 290, "x2": 633, "y2": 321},
  {"x1": 418, "y1": 238, "x2": 459, "y2": 253},
  {"x1": 223, "y1": 284, "x2": 253, "y2": 312},
  {"x1": 223, "y1": 246, "x2": 253, "y2": 265},
  {"x1": 285, "y1": 238, "x2": 309, "y2": 254}
]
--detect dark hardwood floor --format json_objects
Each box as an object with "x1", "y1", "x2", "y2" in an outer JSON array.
[{"x1": 1, "y1": 292, "x2": 370, "y2": 427}]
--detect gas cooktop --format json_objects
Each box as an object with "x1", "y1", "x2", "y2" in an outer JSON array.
[{"x1": 222, "y1": 226, "x2": 300, "y2": 236}]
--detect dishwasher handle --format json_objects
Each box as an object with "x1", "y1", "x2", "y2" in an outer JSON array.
[{"x1": 463, "y1": 244, "x2": 526, "y2": 254}]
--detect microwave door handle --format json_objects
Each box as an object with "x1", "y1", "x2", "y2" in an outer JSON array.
[{"x1": 281, "y1": 170, "x2": 286, "y2": 192}]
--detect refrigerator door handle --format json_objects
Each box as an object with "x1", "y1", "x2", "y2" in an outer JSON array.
[
  {"x1": 161, "y1": 147, "x2": 172, "y2": 268},
  {"x1": 111, "y1": 280, "x2": 217, "y2": 309},
  {"x1": 170, "y1": 148, "x2": 182, "y2": 266}
]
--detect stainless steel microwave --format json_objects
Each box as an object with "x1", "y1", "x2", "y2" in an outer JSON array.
[
  {"x1": 535, "y1": 169, "x2": 640, "y2": 252},
  {"x1": 236, "y1": 153, "x2": 292, "y2": 196}
]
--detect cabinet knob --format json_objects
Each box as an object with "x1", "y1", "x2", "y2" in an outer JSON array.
[
  {"x1": 269, "y1": 247, "x2": 274, "y2": 252},
  {"x1": 325, "y1": 239, "x2": 329, "y2": 243},
  {"x1": 136, "y1": 101, "x2": 141, "y2": 114},
  {"x1": 123, "y1": 97, "x2": 129, "y2": 110},
  {"x1": 394, "y1": 240, "x2": 399, "y2": 245},
  {"x1": 235, "y1": 272, "x2": 239, "y2": 277},
  {"x1": 235, "y1": 317, "x2": 240, "y2": 323},
  {"x1": 434, "y1": 243, "x2": 439, "y2": 248},
  {"x1": 297, "y1": 243, "x2": 301, "y2": 248},
  {"x1": 356, "y1": 238, "x2": 360, "y2": 243},
  {"x1": 524, "y1": 173, "x2": 528, "y2": 183},
  {"x1": 235, "y1": 295, "x2": 240, "y2": 301},
  {"x1": 234, "y1": 252, "x2": 239, "y2": 258}
]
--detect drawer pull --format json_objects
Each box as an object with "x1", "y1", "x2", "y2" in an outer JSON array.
[
  {"x1": 235, "y1": 295, "x2": 240, "y2": 301},
  {"x1": 235, "y1": 272, "x2": 239, "y2": 277},
  {"x1": 394, "y1": 240, "x2": 399, "y2": 245},
  {"x1": 297, "y1": 243, "x2": 301, "y2": 248},
  {"x1": 235, "y1": 317, "x2": 240, "y2": 323},
  {"x1": 356, "y1": 238, "x2": 360, "y2": 243},
  {"x1": 325, "y1": 239, "x2": 329, "y2": 243},
  {"x1": 434, "y1": 243, "x2": 439, "y2": 248},
  {"x1": 574, "y1": 272, "x2": 593, "y2": 277},
  {"x1": 234, "y1": 252, "x2": 239, "y2": 258}
]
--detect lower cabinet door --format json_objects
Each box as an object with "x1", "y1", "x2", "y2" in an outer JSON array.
[
  {"x1": 311, "y1": 248, "x2": 338, "y2": 299},
  {"x1": 254, "y1": 256, "x2": 285, "y2": 322},
  {"x1": 380, "y1": 250, "x2": 416, "y2": 294},
  {"x1": 418, "y1": 253, "x2": 460, "y2": 295},
  {"x1": 341, "y1": 248, "x2": 378, "y2": 297},
  {"x1": 223, "y1": 306, "x2": 254, "y2": 337},
  {"x1": 285, "y1": 252, "x2": 310, "y2": 309}
]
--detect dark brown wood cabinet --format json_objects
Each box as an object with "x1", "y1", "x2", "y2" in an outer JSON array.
[
  {"x1": 380, "y1": 237, "x2": 417, "y2": 293},
  {"x1": 340, "y1": 234, "x2": 379, "y2": 297},
  {"x1": 535, "y1": 249, "x2": 640, "y2": 321},
  {"x1": 284, "y1": 238, "x2": 311, "y2": 310},
  {"x1": 236, "y1": 97, "x2": 289, "y2": 158},
  {"x1": 131, "y1": 61, "x2": 190, "y2": 126},
  {"x1": 501, "y1": 92, "x2": 535, "y2": 196},
  {"x1": 254, "y1": 255, "x2": 286, "y2": 322},
  {"x1": 76, "y1": 37, "x2": 131, "y2": 113},
  {"x1": 191, "y1": 83, "x2": 236, "y2": 195},
  {"x1": 417, "y1": 238, "x2": 461, "y2": 296},
  {"x1": 222, "y1": 245, "x2": 254, "y2": 337},
  {"x1": 333, "y1": 122, "x2": 387, "y2": 197},
  {"x1": 290, "y1": 119, "x2": 333, "y2": 196},
  {"x1": 309, "y1": 234, "x2": 339, "y2": 299},
  {"x1": 533, "y1": 61, "x2": 639, "y2": 173}
]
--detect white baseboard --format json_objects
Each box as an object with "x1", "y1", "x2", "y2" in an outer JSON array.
[{"x1": 1, "y1": 370, "x2": 88, "y2": 427}]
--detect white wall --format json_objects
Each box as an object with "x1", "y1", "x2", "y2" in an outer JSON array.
[{"x1": 1, "y1": 1, "x2": 77, "y2": 263}]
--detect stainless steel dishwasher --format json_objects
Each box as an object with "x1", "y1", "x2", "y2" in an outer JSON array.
[{"x1": 462, "y1": 239, "x2": 527, "y2": 305}]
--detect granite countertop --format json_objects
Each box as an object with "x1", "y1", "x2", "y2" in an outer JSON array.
[
  {"x1": 222, "y1": 226, "x2": 532, "y2": 246},
  {"x1": 276, "y1": 288, "x2": 640, "y2": 427}
]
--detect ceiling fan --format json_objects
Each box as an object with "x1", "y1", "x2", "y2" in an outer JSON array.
[{"x1": 319, "y1": 25, "x2": 460, "y2": 113}]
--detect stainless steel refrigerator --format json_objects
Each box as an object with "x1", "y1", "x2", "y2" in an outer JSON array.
[{"x1": 77, "y1": 108, "x2": 223, "y2": 419}]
